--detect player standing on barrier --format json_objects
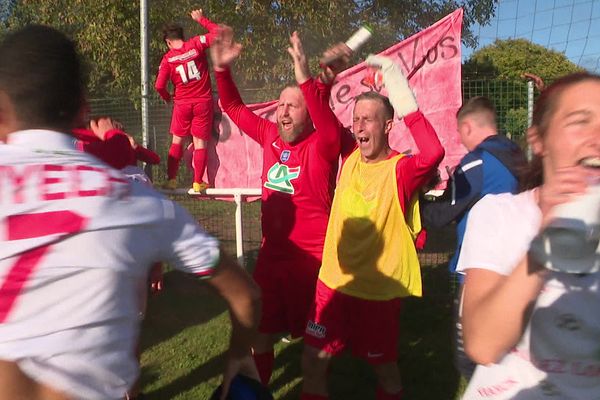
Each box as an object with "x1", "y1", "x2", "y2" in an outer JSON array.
[
  {"x1": 0, "y1": 25, "x2": 260, "y2": 400},
  {"x1": 301, "y1": 54, "x2": 444, "y2": 400},
  {"x1": 210, "y1": 26, "x2": 346, "y2": 386},
  {"x1": 155, "y1": 8, "x2": 219, "y2": 194}
]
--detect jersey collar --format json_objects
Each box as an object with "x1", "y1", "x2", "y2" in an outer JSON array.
[{"x1": 7, "y1": 129, "x2": 77, "y2": 151}]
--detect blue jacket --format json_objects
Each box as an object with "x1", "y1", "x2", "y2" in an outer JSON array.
[{"x1": 422, "y1": 135, "x2": 526, "y2": 275}]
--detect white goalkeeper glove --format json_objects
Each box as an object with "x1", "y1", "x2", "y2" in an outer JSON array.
[{"x1": 366, "y1": 54, "x2": 418, "y2": 118}]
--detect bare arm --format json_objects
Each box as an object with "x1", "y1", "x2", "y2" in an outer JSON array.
[
  {"x1": 0, "y1": 360, "x2": 71, "y2": 400},
  {"x1": 206, "y1": 250, "x2": 261, "y2": 397},
  {"x1": 461, "y1": 166, "x2": 590, "y2": 364},
  {"x1": 462, "y1": 262, "x2": 546, "y2": 364},
  {"x1": 288, "y1": 32, "x2": 343, "y2": 159},
  {"x1": 211, "y1": 25, "x2": 275, "y2": 144}
]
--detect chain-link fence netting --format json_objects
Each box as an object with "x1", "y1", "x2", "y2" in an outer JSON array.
[
  {"x1": 164, "y1": 195, "x2": 262, "y2": 268},
  {"x1": 461, "y1": 79, "x2": 530, "y2": 145}
]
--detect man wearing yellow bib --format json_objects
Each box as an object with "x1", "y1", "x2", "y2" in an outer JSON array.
[{"x1": 300, "y1": 55, "x2": 445, "y2": 400}]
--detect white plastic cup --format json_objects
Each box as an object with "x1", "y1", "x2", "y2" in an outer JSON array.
[{"x1": 530, "y1": 184, "x2": 600, "y2": 274}]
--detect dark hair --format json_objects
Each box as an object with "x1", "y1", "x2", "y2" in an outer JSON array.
[
  {"x1": 457, "y1": 96, "x2": 496, "y2": 126},
  {"x1": 162, "y1": 23, "x2": 184, "y2": 41},
  {"x1": 0, "y1": 25, "x2": 85, "y2": 132},
  {"x1": 519, "y1": 71, "x2": 600, "y2": 191},
  {"x1": 354, "y1": 91, "x2": 395, "y2": 121}
]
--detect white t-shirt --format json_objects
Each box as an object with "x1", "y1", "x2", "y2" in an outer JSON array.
[
  {"x1": 457, "y1": 191, "x2": 600, "y2": 400},
  {"x1": 0, "y1": 130, "x2": 220, "y2": 399}
]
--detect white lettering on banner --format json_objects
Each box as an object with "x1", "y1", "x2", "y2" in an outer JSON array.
[{"x1": 0, "y1": 164, "x2": 129, "y2": 205}]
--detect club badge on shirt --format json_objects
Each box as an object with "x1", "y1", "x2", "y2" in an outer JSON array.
[{"x1": 280, "y1": 150, "x2": 291, "y2": 163}]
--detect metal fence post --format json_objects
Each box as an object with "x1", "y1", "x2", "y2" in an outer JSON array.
[
  {"x1": 234, "y1": 193, "x2": 244, "y2": 266},
  {"x1": 526, "y1": 80, "x2": 534, "y2": 160},
  {"x1": 140, "y1": 0, "x2": 152, "y2": 180}
]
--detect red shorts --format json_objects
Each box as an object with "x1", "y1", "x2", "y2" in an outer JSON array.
[
  {"x1": 304, "y1": 279, "x2": 402, "y2": 365},
  {"x1": 253, "y1": 248, "x2": 321, "y2": 338},
  {"x1": 170, "y1": 99, "x2": 214, "y2": 140}
]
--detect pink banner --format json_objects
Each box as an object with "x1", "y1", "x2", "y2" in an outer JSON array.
[{"x1": 205, "y1": 8, "x2": 464, "y2": 189}]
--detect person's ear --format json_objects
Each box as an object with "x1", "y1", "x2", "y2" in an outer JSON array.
[
  {"x1": 527, "y1": 126, "x2": 545, "y2": 157},
  {"x1": 384, "y1": 118, "x2": 393, "y2": 136},
  {"x1": 0, "y1": 91, "x2": 18, "y2": 142}
]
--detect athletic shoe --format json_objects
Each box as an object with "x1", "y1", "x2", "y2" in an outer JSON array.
[
  {"x1": 188, "y1": 181, "x2": 209, "y2": 195},
  {"x1": 162, "y1": 178, "x2": 177, "y2": 191}
]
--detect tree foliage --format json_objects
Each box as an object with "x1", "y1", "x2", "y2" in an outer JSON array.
[
  {"x1": 463, "y1": 38, "x2": 583, "y2": 81},
  {"x1": 462, "y1": 39, "x2": 584, "y2": 139},
  {"x1": 2, "y1": 0, "x2": 497, "y2": 101}
]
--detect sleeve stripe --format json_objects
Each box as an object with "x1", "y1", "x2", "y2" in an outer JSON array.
[{"x1": 458, "y1": 159, "x2": 483, "y2": 174}]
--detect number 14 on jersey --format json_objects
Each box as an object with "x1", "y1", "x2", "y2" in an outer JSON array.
[{"x1": 175, "y1": 60, "x2": 201, "y2": 84}]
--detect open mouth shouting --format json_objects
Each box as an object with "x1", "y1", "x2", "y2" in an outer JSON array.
[
  {"x1": 581, "y1": 156, "x2": 600, "y2": 181},
  {"x1": 280, "y1": 119, "x2": 293, "y2": 131},
  {"x1": 581, "y1": 156, "x2": 600, "y2": 168}
]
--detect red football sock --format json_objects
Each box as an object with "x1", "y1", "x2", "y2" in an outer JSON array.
[
  {"x1": 192, "y1": 148, "x2": 207, "y2": 184},
  {"x1": 167, "y1": 142, "x2": 183, "y2": 180},
  {"x1": 253, "y1": 350, "x2": 274, "y2": 386},
  {"x1": 300, "y1": 393, "x2": 328, "y2": 400},
  {"x1": 376, "y1": 386, "x2": 403, "y2": 400}
]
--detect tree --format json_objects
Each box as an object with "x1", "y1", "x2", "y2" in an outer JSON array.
[
  {"x1": 3, "y1": 0, "x2": 497, "y2": 101},
  {"x1": 463, "y1": 38, "x2": 583, "y2": 81},
  {"x1": 462, "y1": 38, "x2": 583, "y2": 138}
]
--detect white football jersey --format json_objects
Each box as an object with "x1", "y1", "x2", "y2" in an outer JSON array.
[{"x1": 0, "y1": 130, "x2": 220, "y2": 399}]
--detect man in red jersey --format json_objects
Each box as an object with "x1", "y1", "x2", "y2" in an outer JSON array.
[
  {"x1": 301, "y1": 55, "x2": 444, "y2": 400},
  {"x1": 210, "y1": 26, "x2": 345, "y2": 386},
  {"x1": 155, "y1": 8, "x2": 218, "y2": 193}
]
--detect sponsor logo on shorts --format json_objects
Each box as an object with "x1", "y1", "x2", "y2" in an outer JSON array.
[
  {"x1": 264, "y1": 162, "x2": 300, "y2": 194},
  {"x1": 306, "y1": 320, "x2": 326, "y2": 338}
]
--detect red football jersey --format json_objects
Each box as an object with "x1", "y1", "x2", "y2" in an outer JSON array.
[
  {"x1": 155, "y1": 16, "x2": 218, "y2": 103},
  {"x1": 216, "y1": 69, "x2": 343, "y2": 259}
]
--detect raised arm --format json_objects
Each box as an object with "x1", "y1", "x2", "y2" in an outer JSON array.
[
  {"x1": 287, "y1": 32, "x2": 342, "y2": 160},
  {"x1": 211, "y1": 25, "x2": 274, "y2": 144},
  {"x1": 366, "y1": 55, "x2": 444, "y2": 200},
  {"x1": 190, "y1": 9, "x2": 219, "y2": 46}
]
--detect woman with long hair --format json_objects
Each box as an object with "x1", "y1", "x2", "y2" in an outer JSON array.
[{"x1": 457, "y1": 72, "x2": 600, "y2": 399}]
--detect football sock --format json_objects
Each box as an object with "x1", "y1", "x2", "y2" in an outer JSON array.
[
  {"x1": 192, "y1": 148, "x2": 207, "y2": 184},
  {"x1": 167, "y1": 142, "x2": 183, "y2": 180},
  {"x1": 253, "y1": 350, "x2": 274, "y2": 386}
]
